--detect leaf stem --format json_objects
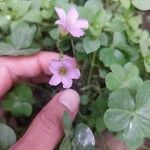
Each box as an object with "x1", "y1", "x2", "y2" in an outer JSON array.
[{"x1": 87, "y1": 52, "x2": 96, "y2": 86}]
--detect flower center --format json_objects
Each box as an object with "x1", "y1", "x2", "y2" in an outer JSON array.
[{"x1": 59, "y1": 67, "x2": 68, "y2": 75}]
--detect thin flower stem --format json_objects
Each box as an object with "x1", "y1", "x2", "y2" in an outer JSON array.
[
  {"x1": 87, "y1": 52, "x2": 96, "y2": 86},
  {"x1": 71, "y1": 38, "x2": 75, "y2": 57},
  {"x1": 81, "y1": 59, "x2": 87, "y2": 75}
]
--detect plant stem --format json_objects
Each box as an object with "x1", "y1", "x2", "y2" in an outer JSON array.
[
  {"x1": 87, "y1": 52, "x2": 96, "y2": 86},
  {"x1": 71, "y1": 38, "x2": 75, "y2": 57}
]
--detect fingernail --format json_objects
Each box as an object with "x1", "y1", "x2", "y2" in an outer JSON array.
[{"x1": 59, "y1": 89, "x2": 80, "y2": 112}]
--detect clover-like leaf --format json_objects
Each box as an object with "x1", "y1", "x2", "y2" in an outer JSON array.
[
  {"x1": 106, "y1": 63, "x2": 143, "y2": 92},
  {"x1": 2, "y1": 84, "x2": 34, "y2": 117},
  {"x1": 104, "y1": 82, "x2": 150, "y2": 148}
]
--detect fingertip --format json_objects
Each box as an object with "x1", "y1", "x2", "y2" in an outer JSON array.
[{"x1": 58, "y1": 89, "x2": 80, "y2": 115}]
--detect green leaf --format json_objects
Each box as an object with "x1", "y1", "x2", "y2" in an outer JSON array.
[
  {"x1": 144, "y1": 56, "x2": 150, "y2": 72},
  {"x1": 59, "y1": 136, "x2": 72, "y2": 150},
  {"x1": 30, "y1": 0, "x2": 42, "y2": 10},
  {"x1": 104, "y1": 82, "x2": 150, "y2": 148},
  {"x1": 99, "y1": 47, "x2": 126, "y2": 67},
  {"x1": 0, "y1": 123, "x2": 16, "y2": 149},
  {"x1": 42, "y1": 9, "x2": 53, "y2": 19},
  {"x1": 73, "y1": 123, "x2": 95, "y2": 150},
  {"x1": 0, "y1": 14, "x2": 11, "y2": 27},
  {"x1": 120, "y1": 0, "x2": 131, "y2": 9},
  {"x1": 83, "y1": 37, "x2": 101, "y2": 54},
  {"x1": 118, "y1": 116, "x2": 144, "y2": 149},
  {"x1": 57, "y1": 39, "x2": 70, "y2": 52},
  {"x1": 108, "y1": 88, "x2": 135, "y2": 111},
  {"x1": 136, "y1": 82, "x2": 150, "y2": 118},
  {"x1": 132, "y1": 0, "x2": 150, "y2": 11},
  {"x1": 99, "y1": 33, "x2": 108, "y2": 46},
  {"x1": 2, "y1": 84, "x2": 34, "y2": 117},
  {"x1": 107, "y1": 19, "x2": 126, "y2": 32},
  {"x1": 49, "y1": 28, "x2": 59, "y2": 40},
  {"x1": 95, "y1": 117, "x2": 106, "y2": 133},
  {"x1": 104, "y1": 109, "x2": 132, "y2": 132},
  {"x1": 10, "y1": 22, "x2": 36, "y2": 49},
  {"x1": 0, "y1": 42, "x2": 40, "y2": 56},
  {"x1": 23, "y1": 9, "x2": 42, "y2": 23},
  {"x1": 63, "y1": 112, "x2": 72, "y2": 136},
  {"x1": 8, "y1": 0, "x2": 31, "y2": 18},
  {"x1": 106, "y1": 63, "x2": 142, "y2": 91},
  {"x1": 84, "y1": 0, "x2": 103, "y2": 15},
  {"x1": 113, "y1": 32, "x2": 139, "y2": 61}
]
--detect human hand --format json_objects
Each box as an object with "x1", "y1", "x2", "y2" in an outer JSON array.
[{"x1": 0, "y1": 52, "x2": 80, "y2": 150}]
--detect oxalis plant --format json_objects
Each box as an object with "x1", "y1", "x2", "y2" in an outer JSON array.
[{"x1": 1, "y1": 0, "x2": 150, "y2": 149}]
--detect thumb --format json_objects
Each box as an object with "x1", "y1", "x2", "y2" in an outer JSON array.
[{"x1": 10, "y1": 89, "x2": 80, "y2": 150}]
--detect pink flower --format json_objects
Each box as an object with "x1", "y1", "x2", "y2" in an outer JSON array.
[
  {"x1": 55, "y1": 6, "x2": 88, "y2": 37},
  {"x1": 49, "y1": 58, "x2": 80, "y2": 88}
]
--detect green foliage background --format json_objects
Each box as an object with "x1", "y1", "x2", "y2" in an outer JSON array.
[{"x1": 1, "y1": 0, "x2": 150, "y2": 149}]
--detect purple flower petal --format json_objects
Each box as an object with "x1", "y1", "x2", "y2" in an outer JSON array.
[
  {"x1": 68, "y1": 68, "x2": 80, "y2": 79},
  {"x1": 62, "y1": 76, "x2": 73, "y2": 89},
  {"x1": 55, "y1": 7, "x2": 66, "y2": 23},
  {"x1": 76, "y1": 19, "x2": 88, "y2": 29},
  {"x1": 63, "y1": 59, "x2": 76, "y2": 69},
  {"x1": 49, "y1": 59, "x2": 61, "y2": 74},
  {"x1": 69, "y1": 28, "x2": 84, "y2": 37},
  {"x1": 49, "y1": 74, "x2": 61, "y2": 86},
  {"x1": 67, "y1": 6, "x2": 79, "y2": 24}
]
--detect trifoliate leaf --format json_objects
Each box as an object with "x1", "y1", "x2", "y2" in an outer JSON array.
[
  {"x1": 2, "y1": 84, "x2": 34, "y2": 117},
  {"x1": 104, "y1": 82, "x2": 150, "y2": 148},
  {"x1": 106, "y1": 63, "x2": 143, "y2": 92}
]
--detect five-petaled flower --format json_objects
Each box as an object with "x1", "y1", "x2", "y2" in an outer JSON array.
[
  {"x1": 55, "y1": 6, "x2": 88, "y2": 37},
  {"x1": 49, "y1": 58, "x2": 80, "y2": 88}
]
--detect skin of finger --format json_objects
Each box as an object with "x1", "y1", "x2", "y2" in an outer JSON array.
[
  {"x1": 0, "y1": 52, "x2": 76, "y2": 98},
  {"x1": 10, "y1": 90, "x2": 80, "y2": 150}
]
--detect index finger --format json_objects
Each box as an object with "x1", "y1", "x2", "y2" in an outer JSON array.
[{"x1": 0, "y1": 51, "x2": 76, "y2": 98}]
